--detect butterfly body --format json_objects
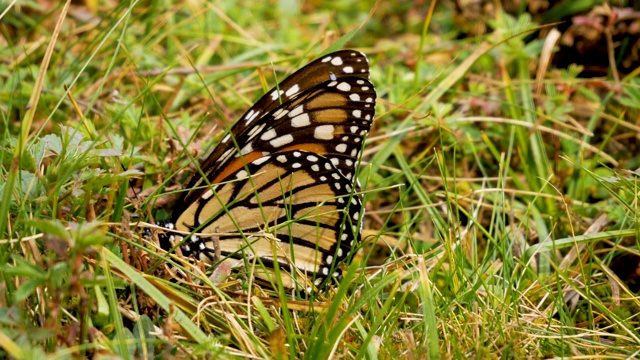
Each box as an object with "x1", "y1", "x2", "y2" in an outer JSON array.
[{"x1": 158, "y1": 50, "x2": 375, "y2": 290}]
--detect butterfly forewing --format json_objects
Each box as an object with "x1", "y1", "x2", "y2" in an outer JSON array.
[{"x1": 178, "y1": 51, "x2": 373, "y2": 212}]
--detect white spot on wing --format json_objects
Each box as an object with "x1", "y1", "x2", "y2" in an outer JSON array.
[
  {"x1": 240, "y1": 143, "x2": 253, "y2": 155},
  {"x1": 270, "y1": 134, "x2": 294, "y2": 147},
  {"x1": 237, "y1": 170, "x2": 248, "y2": 179},
  {"x1": 335, "y1": 143, "x2": 347, "y2": 153},
  {"x1": 337, "y1": 82, "x2": 351, "y2": 92},
  {"x1": 331, "y1": 57, "x2": 343, "y2": 66},
  {"x1": 202, "y1": 189, "x2": 214, "y2": 200},
  {"x1": 314, "y1": 125, "x2": 334, "y2": 140},
  {"x1": 261, "y1": 128, "x2": 277, "y2": 141},
  {"x1": 291, "y1": 113, "x2": 310, "y2": 127},
  {"x1": 246, "y1": 124, "x2": 266, "y2": 141},
  {"x1": 273, "y1": 108, "x2": 289, "y2": 120},
  {"x1": 252, "y1": 156, "x2": 271, "y2": 166},
  {"x1": 220, "y1": 148, "x2": 234, "y2": 163},
  {"x1": 285, "y1": 84, "x2": 300, "y2": 97},
  {"x1": 270, "y1": 89, "x2": 284, "y2": 101},
  {"x1": 245, "y1": 110, "x2": 260, "y2": 124},
  {"x1": 289, "y1": 104, "x2": 304, "y2": 118}
]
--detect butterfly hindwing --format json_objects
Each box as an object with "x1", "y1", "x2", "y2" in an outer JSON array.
[{"x1": 172, "y1": 150, "x2": 361, "y2": 289}]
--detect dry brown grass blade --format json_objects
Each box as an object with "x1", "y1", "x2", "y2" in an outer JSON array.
[{"x1": 535, "y1": 28, "x2": 561, "y2": 99}]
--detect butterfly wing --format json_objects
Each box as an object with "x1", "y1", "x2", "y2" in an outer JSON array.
[{"x1": 161, "y1": 50, "x2": 375, "y2": 289}]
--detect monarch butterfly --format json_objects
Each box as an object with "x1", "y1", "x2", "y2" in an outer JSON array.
[{"x1": 154, "y1": 50, "x2": 376, "y2": 291}]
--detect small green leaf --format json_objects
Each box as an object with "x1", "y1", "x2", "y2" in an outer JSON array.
[
  {"x1": 24, "y1": 219, "x2": 70, "y2": 239},
  {"x1": 14, "y1": 278, "x2": 43, "y2": 302},
  {"x1": 93, "y1": 286, "x2": 110, "y2": 326},
  {"x1": 3, "y1": 256, "x2": 46, "y2": 279}
]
